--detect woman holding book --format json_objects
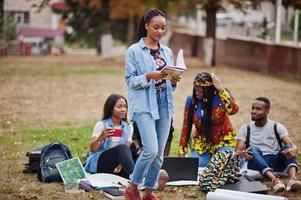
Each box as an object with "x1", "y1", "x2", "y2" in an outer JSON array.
[
  {"x1": 178, "y1": 72, "x2": 239, "y2": 167},
  {"x1": 84, "y1": 94, "x2": 135, "y2": 179},
  {"x1": 124, "y1": 8, "x2": 180, "y2": 200}
]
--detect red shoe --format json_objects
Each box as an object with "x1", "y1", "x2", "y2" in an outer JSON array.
[
  {"x1": 142, "y1": 194, "x2": 157, "y2": 200},
  {"x1": 124, "y1": 187, "x2": 142, "y2": 200}
]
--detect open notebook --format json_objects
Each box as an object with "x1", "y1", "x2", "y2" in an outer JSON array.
[{"x1": 160, "y1": 49, "x2": 187, "y2": 79}]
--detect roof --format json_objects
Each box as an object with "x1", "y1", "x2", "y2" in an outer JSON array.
[
  {"x1": 51, "y1": 2, "x2": 68, "y2": 11},
  {"x1": 20, "y1": 27, "x2": 63, "y2": 38}
]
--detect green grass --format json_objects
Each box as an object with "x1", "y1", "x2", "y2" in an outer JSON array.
[
  {"x1": 21, "y1": 125, "x2": 93, "y2": 159},
  {"x1": 0, "y1": 65, "x2": 123, "y2": 77},
  {"x1": 19, "y1": 125, "x2": 182, "y2": 158},
  {"x1": 169, "y1": 129, "x2": 181, "y2": 156},
  {"x1": 1, "y1": 55, "x2": 300, "y2": 199}
]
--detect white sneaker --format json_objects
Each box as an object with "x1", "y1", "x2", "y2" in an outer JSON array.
[
  {"x1": 286, "y1": 177, "x2": 301, "y2": 192},
  {"x1": 157, "y1": 169, "x2": 169, "y2": 191},
  {"x1": 272, "y1": 178, "x2": 285, "y2": 193}
]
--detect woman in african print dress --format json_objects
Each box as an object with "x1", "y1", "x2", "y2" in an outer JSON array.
[{"x1": 178, "y1": 72, "x2": 239, "y2": 167}]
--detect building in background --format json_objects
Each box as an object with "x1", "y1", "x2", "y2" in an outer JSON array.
[{"x1": 3, "y1": 0, "x2": 65, "y2": 55}]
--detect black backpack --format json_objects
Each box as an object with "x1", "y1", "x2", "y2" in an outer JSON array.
[
  {"x1": 23, "y1": 146, "x2": 43, "y2": 174},
  {"x1": 38, "y1": 141, "x2": 72, "y2": 183}
]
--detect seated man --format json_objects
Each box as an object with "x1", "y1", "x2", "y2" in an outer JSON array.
[{"x1": 236, "y1": 97, "x2": 301, "y2": 192}]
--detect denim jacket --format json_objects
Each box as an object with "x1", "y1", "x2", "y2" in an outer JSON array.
[
  {"x1": 125, "y1": 38, "x2": 175, "y2": 120},
  {"x1": 84, "y1": 118, "x2": 131, "y2": 173}
]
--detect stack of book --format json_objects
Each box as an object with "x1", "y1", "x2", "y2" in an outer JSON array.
[{"x1": 56, "y1": 157, "x2": 126, "y2": 199}]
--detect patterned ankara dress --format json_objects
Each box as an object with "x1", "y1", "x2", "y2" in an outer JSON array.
[{"x1": 178, "y1": 89, "x2": 239, "y2": 156}]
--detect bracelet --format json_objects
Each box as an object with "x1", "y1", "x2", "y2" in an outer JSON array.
[{"x1": 97, "y1": 137, "x2": 103, "y2": 144}]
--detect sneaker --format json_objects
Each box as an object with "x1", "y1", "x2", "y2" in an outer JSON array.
[
  {"x1": 124, "y1": 187, "x2": 142, "y2": 200},
  {"x1": 286, "y1": 177, "x2": 301, "y2": 192},
  {"x1": 142, "y1": 194, "x2": 157, "y2": 200},
  {"x1": 272, "y1": 178, "x2": 286, "y2": 193},
  {"x1": 157, "y1": 169, "x2": 169, "y2": 191}
]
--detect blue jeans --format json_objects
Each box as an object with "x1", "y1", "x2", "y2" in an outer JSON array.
[
  {"x1": 190, "y1": 146, "x2": 234, "y2": 167},
  {"x1": 130, "y1": 90, "x2": 171, "y2": 189},
  {"x1": 247, "y1": 145, "x2": 298, "y2": 175}
]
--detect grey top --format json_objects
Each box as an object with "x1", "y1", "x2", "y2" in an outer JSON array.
[{"x1": 237, "y1": 119, "x2": 288, "y2": 155}]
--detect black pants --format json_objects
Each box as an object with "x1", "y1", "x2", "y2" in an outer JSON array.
[{"x1": 97, "y1": 144, "x2": 135, "y2": 179}]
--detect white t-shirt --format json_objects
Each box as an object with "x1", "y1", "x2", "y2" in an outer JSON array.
[
  {"x1": 237, "y1": 120, "x2": 288, "y2": 155},
  {"x1": 92, "y1": 121, "x2": 133, "y2": 148}
]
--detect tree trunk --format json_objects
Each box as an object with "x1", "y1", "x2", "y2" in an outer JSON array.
[
  {"x1": 127, "y1": 15, "x2": 135, "y2": 46},
  {"x1": 101, "y1": 0, "x2": 111, "y2": 35},
  {"x1": 100, "y1": 0, "x2": 112, "y2": 58},
  {"x1": 204, "y1": 5, "x2": 217, "y2": 67}
]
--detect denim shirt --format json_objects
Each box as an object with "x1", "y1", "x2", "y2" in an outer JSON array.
[
  {"x1": 84, "y1": 118, "x2": 131, "y2": 173},
  {"x1": 125, "y1": 38, "x2": 175, "y2": 120}
]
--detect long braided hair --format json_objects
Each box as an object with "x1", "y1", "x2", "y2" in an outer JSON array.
[
  {"x1": 186, "y1": 72, "x2": 216, "y2": 144},
  {"x1": 137, "y1": 8, "x2": 166, "y2": 41}
]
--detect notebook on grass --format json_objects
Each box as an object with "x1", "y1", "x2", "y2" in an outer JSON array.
[
  {"x1": 161, "y1": 157, "x2": 199, "y2": 183},
  {"x1": 103, "y1": 188, "x2": 125, "y2": 200}
]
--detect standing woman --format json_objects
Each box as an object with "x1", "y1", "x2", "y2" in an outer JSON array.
[
  {"x1": 124, "y1": 8, "x2": 180, "y2": 200},
  {"x1": 178, "y1": 72, "x2": 239, "y2": 167}
]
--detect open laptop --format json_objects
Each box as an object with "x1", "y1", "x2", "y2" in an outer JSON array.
[
  {"x1": 56, "y1": 157, "x2": 86, "y2": 184},
  {"x1": 161, "y1": 157, "x2": 199, "y2": 182},
  {"x1": 56, "y1": 157, "x2": 86, "y2": 193}
]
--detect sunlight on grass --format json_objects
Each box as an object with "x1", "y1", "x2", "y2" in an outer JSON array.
[
  {"x1": 0, "y1": 65, "x2": 123, "y2": 77},
  {"x1": 170, "y1": 129, "x2": 180, "y2": 156},
  {"x1": 1, "y1": 55, "x2": 300, "y2": 199},
  {"x1": 22, "y1": 125, "x2": 93, "y2": 159}
]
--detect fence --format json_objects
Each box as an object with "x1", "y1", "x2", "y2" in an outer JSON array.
[
  {"x1": 0, "y1": 41, "x2": 32, "y2": 56},
  {"x1": 169, "y1": 32, "x2": 301, "y2": 80}
]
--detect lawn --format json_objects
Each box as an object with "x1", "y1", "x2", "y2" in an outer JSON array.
[{"x1": 0, "y1": 55, "x2": 301, "y2": 199}]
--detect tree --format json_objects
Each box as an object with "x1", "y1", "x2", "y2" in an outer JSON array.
[
  {"x1": 0, "y1": 0, "x2": 3, "y2": 40},
  {"x1": 0, "y1": 0, "x2": 17, "y2": 42},
  {"x1": 200, "y1": 0, "x2": 244, "y2": 66},
  {"x1": 31, "y1": 0, "x2": 145, "y2": 48},
  {"x1": 161, "y1": 0, "x2": 245, "y2": 67}
]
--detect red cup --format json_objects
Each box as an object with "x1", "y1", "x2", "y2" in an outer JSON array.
[{"x1": 112, "y1": 128, "x2": 122, "y2": 137}]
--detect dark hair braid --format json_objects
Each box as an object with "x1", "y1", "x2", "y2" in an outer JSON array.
[
  {"x1": 186, "y1": 72, "x2": 217, "y2": 143},
  {"x1": 137, "y1": 8, "x2": 166, "y2": 41}
]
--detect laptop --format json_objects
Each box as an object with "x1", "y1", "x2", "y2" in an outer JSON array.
[
  {"x1": 220, "y1": 176, "x2": 268, "y2": 194},
  {"x1": 56, "y1": 157, "x2": 86, "y2": 193},
  {"x1": 56, "y1": 157, "x2": 86, "y2": 184},
  {"x1": 161, "y1": 157, "x2": 199, "y2": 182}
]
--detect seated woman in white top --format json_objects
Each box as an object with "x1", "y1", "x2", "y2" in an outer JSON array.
[{"x1": 84, "y1": 94, "x2": 134, "y2": 179}]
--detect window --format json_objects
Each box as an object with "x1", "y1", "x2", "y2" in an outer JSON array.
[{"x1": 11, "y1": 11, "x2": 30, "y2": 25}]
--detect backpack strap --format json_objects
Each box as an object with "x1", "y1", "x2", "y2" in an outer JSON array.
[
  {"x1": 246, "y1": 125, "x2": 250, "y2": 149},
  {"x1": 274, "y1": 123, "x2": 283, "y2": 148}
]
